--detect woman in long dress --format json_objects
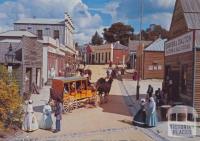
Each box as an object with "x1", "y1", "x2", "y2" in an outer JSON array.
[
  {"x1": 22, "y1": 100, "x2": 39, "y2": 132},
  {"x1": 39, "y1": 101, "x2": 53, "y2": 130},
  {"x1": 146, "y1": 97, "x2": 157, "y2": 127},
  {"x1": 133, "y1": 99, "x2": 146, "y2": 127}
]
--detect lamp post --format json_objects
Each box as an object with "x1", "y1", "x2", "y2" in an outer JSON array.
[
  {"x1": 5, "y1": 43, "x2": 16, "y2": 74},
  {"x1": 136, "y1": 0, "x2": 143, "y2": 100}
]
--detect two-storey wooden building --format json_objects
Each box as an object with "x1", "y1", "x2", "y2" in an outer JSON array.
[{"x1": 164, "y1": 0, "x2": 200, "y2": 116}]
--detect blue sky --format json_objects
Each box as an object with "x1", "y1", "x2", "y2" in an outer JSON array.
[{"x1": 0, "y1": 0, "x2": 175, "y2": 44}]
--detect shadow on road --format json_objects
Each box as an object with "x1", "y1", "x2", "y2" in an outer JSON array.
[{"x1": 99, "y1": 95, "x2": 131, "y2": 116}]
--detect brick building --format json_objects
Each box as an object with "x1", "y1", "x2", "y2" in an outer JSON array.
[{"x1": 86, "y1": 41, "x2": 128, "y2": 65}]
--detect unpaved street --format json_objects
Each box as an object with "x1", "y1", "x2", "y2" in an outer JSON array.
[{"x1": 11, "y1": 65, "x2": 153, "y2": 141}]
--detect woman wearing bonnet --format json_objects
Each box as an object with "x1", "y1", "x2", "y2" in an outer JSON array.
[
  {"x1": 146, "y1": 97, "x2": 157, "y2": 127},
  {"x1": 22, "y1": 100, "x2": 39, "y2": 132},
  {"x1": 39, "y1": 101, "x2": 53, "y2": 130}
]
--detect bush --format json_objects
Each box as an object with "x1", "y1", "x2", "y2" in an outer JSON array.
[{"x1": 0, "y1": 65, "x2": 23, "y2": 129}]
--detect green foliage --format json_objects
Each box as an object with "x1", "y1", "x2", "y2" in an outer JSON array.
[
  {"x1": 141, "y1": 24, "x2": 169, "y2": 41},
  {"x1": 91, "y1": 31, "x2": 104, "y2": 45},
  {"x1": 0, "y1": 65, "x2": 23, "y2": 129},
  {"x1": 103, "y1": 22, "x2": 134, "y2": 46}
]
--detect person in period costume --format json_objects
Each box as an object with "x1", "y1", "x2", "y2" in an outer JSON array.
[
  {"x1": 146, "y1": 97, "x2": 157, "y2": 127},
  {"x1": 39, "y1": 101, "x2": 53, "y2": 130},
  {"x1": 53, "y1": 98, "x2": 63, "y2": 133},
  {"x1": 147, "y1": 85, "x2": 153, "y2": 99},
  {"x1": 22, "y1": 100, "x2": 39, "y2": 132},
  {"x1": 133, "y1": 99, "x2": 146, "y2": 127}
]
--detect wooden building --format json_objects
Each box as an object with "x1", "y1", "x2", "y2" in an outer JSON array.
[
  {"x1": 164, "y1": 0, "x2": 200, "y2": 116},
  {"x1": 0, "y1": 35, "x2": 43, "y2": 95},
  {"x1": 128, "y1": 40, "x2": 152, "y2": 69},
  {"x1": 143, "y1": 38, "x2": 166, "y2": 79}
]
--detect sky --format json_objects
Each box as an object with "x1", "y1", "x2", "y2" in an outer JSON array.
[{"x1": 0, "y1": 0, "x2": 176, "y2": 45}]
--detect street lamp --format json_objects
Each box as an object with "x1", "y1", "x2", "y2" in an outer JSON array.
[
  {"x1": 136, "y1": 0, "x2": 143, "y2": 100},
  {"x1": 5, "y1": 43, "x2": 15, "y2": 64}
]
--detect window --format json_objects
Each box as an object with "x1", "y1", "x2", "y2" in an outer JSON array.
[
  {"x1": 20, "y1": 29, "x2": 26, "y2": 31},
  {"x1": 37, "y1": 30, "x2": 43, "y2": 40},
  {"x1": 96, "y1": 53, "x2": 97, "y2": 60},
  {"x1": 108, "y1": 52, "x2": 111, "y2": 60},
  {"x1": 102, "y1": 53, "x2": 104, "y2": 60},
  {"x1": 53, "y1": 30, "x2": 59, "y2": 39}
]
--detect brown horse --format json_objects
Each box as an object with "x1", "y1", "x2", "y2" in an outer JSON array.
[{"x1": 95, "y1": 77, "x2": 113, "y2": 103}]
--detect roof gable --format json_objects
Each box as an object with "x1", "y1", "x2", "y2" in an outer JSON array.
[
  {"x1": 170, "y1": 0, "x2": 200, "y2": 38},
  {"x1": 144, "y1": 38, "x2": 166, "y2": 52}
]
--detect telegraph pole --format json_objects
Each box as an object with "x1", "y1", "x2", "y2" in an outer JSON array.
[{"x1": 136, "y1": 0, "x2": 143, "y2": 100}]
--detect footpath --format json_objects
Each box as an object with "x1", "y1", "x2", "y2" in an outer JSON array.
[{"x1": 121, "y1": 78, "x2": 200, "y2": 141}]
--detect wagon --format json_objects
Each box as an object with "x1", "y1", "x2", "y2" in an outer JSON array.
[{"x1": 50, "y1": 76, "x2": 97, "y2": 112}]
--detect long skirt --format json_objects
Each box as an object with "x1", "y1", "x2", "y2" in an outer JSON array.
[
  {"x1": 22, "y1": 113, "x2": 39, "y2": 132},
  {"x1": 133, "y1": 108, "x2": 146, "y2": 127},
  {"x1": 39, "y1": 113, "x2": 53, "y2": 130},
  {"x1": 146, "y1": 111, "x2": 157, "y2": 127}
]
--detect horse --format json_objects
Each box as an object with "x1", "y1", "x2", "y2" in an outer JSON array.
[{"x1": 95, "y1": 76, "x2": 113, "y2": 104}]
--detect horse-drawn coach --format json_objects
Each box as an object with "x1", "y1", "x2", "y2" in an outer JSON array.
[{"x1": 50, "y1": 76, "x2": 97, "y2": 112}]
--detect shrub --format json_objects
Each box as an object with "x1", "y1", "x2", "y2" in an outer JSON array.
[{"x1": 0, "y1": 65, "x2": 23, "y2": 129}]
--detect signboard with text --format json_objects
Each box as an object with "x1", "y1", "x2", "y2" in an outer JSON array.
[{"x1": 165, "y1": 32, "x2": 193, "y2": 56}]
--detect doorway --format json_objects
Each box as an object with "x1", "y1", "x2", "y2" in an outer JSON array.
[
  {"x1": 170, "y1": 70, "x2": 180, "y2": 101},
  {"x1": 36, "y1": 68, "x2": 41, "y2": 88},
  {"x1": 25, "y1": 68, "x2": 32, "y2": 92}
]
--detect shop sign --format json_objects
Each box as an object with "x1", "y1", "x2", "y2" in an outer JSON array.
[{"x1": 165, "y1": 32, "x2": 193, "y2": 56}]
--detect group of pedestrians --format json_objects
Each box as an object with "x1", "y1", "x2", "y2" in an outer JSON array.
[
  {"x1": 22, "y1": 98, "x2": 63, "y2": 133},
  {"x1": 133, "y1": 84, "x2": 164, "y2": 127}
]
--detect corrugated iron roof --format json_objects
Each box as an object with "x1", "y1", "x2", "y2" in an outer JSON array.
[
  {"x1": 181, "y1": 0, "x2": 200, "y2": 13},
  {"x1": 14, "y1": 18, "x2": 64, "y2": 25},
  {"x1": 0, "y1": 39, "x2": 22, "y2": 43},
  {"x1": 0, "y1": 30, "x2": 37, "y2": 37},
  {"x1": 113, "y1": 42, "x2": 128, "y2": 50},
  {"x1": 178, "y1": 0, "x2": 200, "y2": 29},
  {"x1": 184, "y1": 13, "x2": 200, "y2": 29},
  {"x1": 144, "y1": 38, "x2": 166, "y2": 52}
]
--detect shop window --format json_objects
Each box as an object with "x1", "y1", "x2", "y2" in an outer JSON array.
[
  {"x1": 53, "y1": 30, "x2": 59, "y2": 40},
  {"x1": 181, "y1": 64, "x2": 188, "y2": 94}
]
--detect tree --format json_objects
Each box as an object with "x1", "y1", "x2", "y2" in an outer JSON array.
[
  {"x1": 91, "y1": 31, "x2": 104, "y2": 45},
  {"x1": 103, "y1": 22, "x2": 134, "y2": 46},
  {"x1": 141, "y1": 24, "x2": 169, "y2": 41}
]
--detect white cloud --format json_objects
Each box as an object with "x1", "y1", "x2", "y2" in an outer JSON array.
[
  {"x1": 144, "y1": 12, "x2": 173, "y2": 30},
  {"x1": 150, "y1": 0, "x2": 176, "y2": 8},
  {"x1": 0, "y1": 0, "x2": 102, "y2": 44}
]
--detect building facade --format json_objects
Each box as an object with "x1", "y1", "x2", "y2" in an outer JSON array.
[
  {"x1": 0, "y1": 35, "x2": 43, "y2": 95},
  {"x1": 86, "y1": 42, "x2": 128, "y2": 65},
  {"x1": 13, "y1": 13, "x2": 77, "y2": 82},
  {"x1": 128, "y1": 40, "x2": 152, "y2": 69},
  {"x1": 164, "y1": 0, "x2": 200, "y2": 116},
  {"x1": 143, "y1": 38, "x2": 166, "y2": 79}
]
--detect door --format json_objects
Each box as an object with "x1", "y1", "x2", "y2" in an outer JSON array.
[
  {"x1": 25, "y1": 68, "x2": 32, "y2": 92},
  {"x1": 36, "y1": 68, "x2": 41, "y2": 88},
  {"x1": 170, "y1": 71, "x2": 180, "y2": 101}
]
